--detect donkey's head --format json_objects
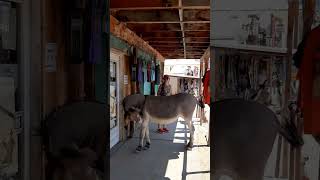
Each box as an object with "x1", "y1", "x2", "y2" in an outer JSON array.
[
  {"x1": 52, "y1": 144, "x2": 100, "y2": 180},
  {"x1": 124, "y1": 107, "x2": 142, "y2": 127},
  {"x1": 123, "y1": 94, "x2": 146, "y2": 128}
]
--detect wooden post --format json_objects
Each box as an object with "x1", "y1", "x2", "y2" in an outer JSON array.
[
  {"x1": 275, "y1": 135, "x2": 283, "y2": 177},
  {"x1": 282, "y1": 0, "x2": 295, "y2": 179},
  {"x1": 292, "y1": 0, "x2": 303, "y2": 179}
]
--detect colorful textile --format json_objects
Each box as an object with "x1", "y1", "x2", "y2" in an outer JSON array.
[
  {"x1": 155, "y1": 64, "x2": 161, "y2": 84},
  {"x1": 297, "y1": 26, "x2": 320, "y2": 135},
  {"x1": 137, "y1": 61, "x2": 143, "y2": 83},
  {"x1": 203, "y1": 70, "x2": 210, "y2": 105}
]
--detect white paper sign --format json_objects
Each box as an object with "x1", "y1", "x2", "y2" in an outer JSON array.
[
  {"x1": 45, "y1": 43, "x2": 57, "y2": 72},
  {"x1": 124, "y1": 75, "x2": 128, "y2": 85}
]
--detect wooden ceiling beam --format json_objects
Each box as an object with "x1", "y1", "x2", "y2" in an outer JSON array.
[
  {"x1": 147, "y1": 41, "x2": 209, "y2": 44},
  {"x1": 110, "y1": 15, "x2": 165, "y2": 61},
  {"x1": 111, "y1": 0, "x2": 179, "y2": 8},
  {"x1": 183, "y1": 0, "x2": 210, "y2": 6},
  {"x1": 137, "y1": 31, "x2": 182, "y2": 38},
  {"x1": 142, "y1": 36, "x2": 209, "y2": 40},
  {"x1": 114, "y1": 10, "x2": 180, "y2": 22},
  {"x1": 111, "y1": 6, "x2": 210, "y2": 11},
  {"x1": 178, "y1": 0, "x2": 186, "y2": 58},
  {"x1": 183, "y1": 9, "x2": 210, "y2": 21},
  {"x1": 125, "y1": 21, "x2": 210, "y2": 24},
  {"x1": 152, "y1": 44, "x2": 208, "y2": 47}
]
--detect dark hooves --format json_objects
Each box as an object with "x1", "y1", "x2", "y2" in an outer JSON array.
[
  {"x1": 186, "y1": 143, "x2": 193, "y2": 150},
  {"x1": 143, "y1": 142, "x2": 151, "y2": 150},
  {"x1": 136, "y1": 146, "x2": 142, "y2": 152}
]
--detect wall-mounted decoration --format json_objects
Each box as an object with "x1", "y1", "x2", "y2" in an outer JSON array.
[
  {"x1": 164, "y1": 59, "x2": 201, "y2": 79},
  {"x1": 211, "y1": 0, "x2": 289, "y2": 49},
  {"x1": 45, "y1": 43, "x2": 57, "y2": 72}
]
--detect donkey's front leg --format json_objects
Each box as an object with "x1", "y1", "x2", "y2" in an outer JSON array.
[
  {"x1": 136, "y1": 126, "x2": 146, "y2": 152},
  {"x1": 186, "y1": 119, "x2": 194, "y2": 150}
]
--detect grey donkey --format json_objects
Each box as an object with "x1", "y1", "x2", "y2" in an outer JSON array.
[
  {"x1": 211, "y1": 99, "x2": 304, "y2": 180},
  {"x1": 123, "y1": 93, "x2": 205, "y2": 152}
]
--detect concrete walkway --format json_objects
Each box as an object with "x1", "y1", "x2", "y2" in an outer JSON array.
[
  {"x1": 110, "y1": 118, "x2": 210, "y2": 180},
  {"x1": 110, "y1": 118, "x2": 319, "y2": 180}
]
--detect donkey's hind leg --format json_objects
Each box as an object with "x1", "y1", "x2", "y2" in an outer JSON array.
[
  {"x1": 186, "y1": 118, "x2": 194, "y2": 150},
  {"x1": 143, "y1": 125, "x2": 151, "y2": 150},
  {"x1": 136, "y1": 125, "x2": 146, "y2": 152}
]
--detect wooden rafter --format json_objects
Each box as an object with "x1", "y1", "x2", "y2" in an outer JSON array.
[
  {"x1": 111, "y1": 6, "x2": 210, "y2": 11},
  {"x1": 110, "y1": 0, "x2": 210, "y2": 59},
  {"x1": 124, "y1": 21, "x2": 210, "y2": 24}
]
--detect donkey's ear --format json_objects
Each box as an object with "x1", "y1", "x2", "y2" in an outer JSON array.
[{"x1": 130, "y1": 107, "x2": 141, "y2": 112}]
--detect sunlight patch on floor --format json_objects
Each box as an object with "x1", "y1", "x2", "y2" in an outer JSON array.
[
  {"x1": 164, "y1": 152, "x2": 185, "y2": 179},
  {"x1": 166, "y1": 119, "x2": 210, "y2": 180}
]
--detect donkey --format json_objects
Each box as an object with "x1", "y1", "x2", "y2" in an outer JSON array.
[
  {"x1": 42, "y1": 101, "x2": 107, "y2": 180},
  {"x1": 211, "y1": 99, "x2": 304, "y2": 180},
  {"x1": 123, "y1": 93, "x2": 205, "y2": 152}
]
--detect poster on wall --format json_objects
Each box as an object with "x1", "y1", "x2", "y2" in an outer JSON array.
[
  {"x1": 211, "y1": 0, "x2": 290, "y2": 50},
  {"x1": 164, "y1": 59, "x2": 200, "y2": 78},
  {"x1": 45, "y1": 43, "x2": 57, "y2": 72}
]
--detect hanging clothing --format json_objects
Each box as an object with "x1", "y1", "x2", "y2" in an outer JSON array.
[
  {"x1": 155, "y1": 64, "x2": 161, "y2": 85},
  {"x1": 143, "y1": 62, "x2": 147, "y2": 83},
  {"x1": 137, "y1": 60, "x2": 143, "y2": 83},
  {"x1": 157, "y1": 83, "x2": 171, "y2": 96},
  {"x1": 131, "y1": 64, "x2": 137, "y2": 82},
  {"x1": 87, "y1": 0, "x2": 104, "y2": 64},
  {"x1": 202, "y1": 70, "x2": 210, "y2": 105},
  {"x1": 297, "y1": 26, "x2": 320, "y2": 135},
  {"x1": 147, "y1": 62, "x2": 151, "y2": 82},
  {"x1": 151, "y1": 63, "x2": 156, "y2": 82}
]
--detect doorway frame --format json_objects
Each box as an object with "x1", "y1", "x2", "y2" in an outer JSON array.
[{"x1": 110, "y1": 49, "x2": 121, "y2": 149}]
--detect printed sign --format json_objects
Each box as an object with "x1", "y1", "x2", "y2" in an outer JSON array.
[
  {"x1": 45, "y1": 43, "x2": 57, "y2": 72},
  {"x1": 124, "y1": 75, "x2": 128, "y2": 85}
]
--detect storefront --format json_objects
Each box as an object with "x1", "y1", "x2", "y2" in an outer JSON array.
[{"x1": 109, "y1": 41, "x2": 163, "y2": 149}]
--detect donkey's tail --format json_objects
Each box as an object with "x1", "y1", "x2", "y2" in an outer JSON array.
[
  {"x1": 273, "y1": 113, "x2": 304, "y2": 147},
  {"x1": 196, "y1": 96, "x2": 205, "y2": 108}
]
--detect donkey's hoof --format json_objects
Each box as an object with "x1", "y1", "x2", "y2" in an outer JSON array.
[
  {"x1": 135, "y1": 146, "x2": 142, "y2": 152},
  {"x1": 186, "y1": 143, "x2": 193, "y2": 150},
  {"x1": 143, "y1": 142, "x2": 150, "y2": 150}
]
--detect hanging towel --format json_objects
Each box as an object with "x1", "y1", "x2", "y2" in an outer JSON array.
[
  {"x1": 131, "y1": 64, "x2": 137, "y2": 82},
  {"x1": 151, "y1": 62, "x2": 156, "y2": 82},
  {"x1": 137, "y1": 60, "x2": 143, "y2": 83},
  {"x1": 155, "y1": 64, "x2": 161, "y2": 84},
  {"x1": 143, "y1": 61, "x2": 147, "y2": 83},
  {"x1": 147, "y1": 62, "x2": 151, "y2": 82},
  {"x1": 88, "y1": 0, "x2": 103, "y2": 64}
]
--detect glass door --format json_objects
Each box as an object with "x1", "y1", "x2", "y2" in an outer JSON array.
[
  {"x1": 0, "y1": 1, "x2": 21, "y2": 179},
  {"x1": 110, "y1": 52, "x2": 120, "y2": 148}
]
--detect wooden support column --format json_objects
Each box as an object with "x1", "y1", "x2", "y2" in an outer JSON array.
[
  {"x1": 284, "y1": 0, "x2": 295, "y2": 179},
  {"x1": 292, "y1": 0, "x2": 302, "y2": 179}
]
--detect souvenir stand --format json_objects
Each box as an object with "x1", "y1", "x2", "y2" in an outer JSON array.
[
  {"x1": 210, "y1": 0, "x2": 306, "y2": 178},
  {"x1": 211, "y1": 44, "x2": 301, "y2": 179},
  {"x1": 212, "y1": 37, "x2": 300, "y2": 177}
]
